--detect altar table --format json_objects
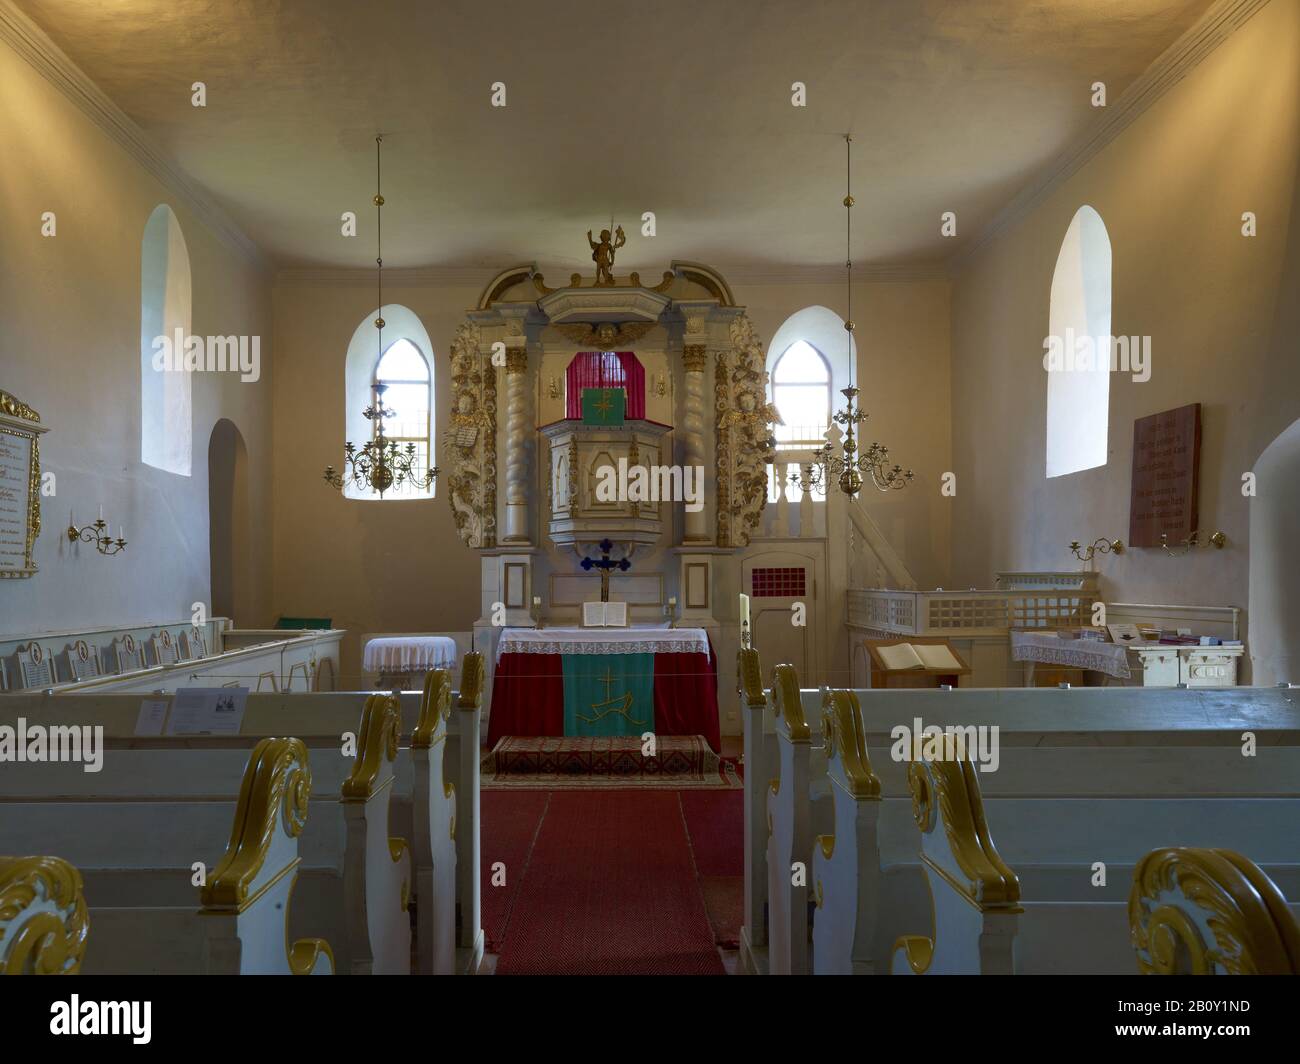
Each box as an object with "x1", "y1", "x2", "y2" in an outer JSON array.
[{"x1": 488, "y1": 627, "x2": 720, "y2": 752}]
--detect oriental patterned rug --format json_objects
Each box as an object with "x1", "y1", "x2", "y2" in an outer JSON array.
[{"x1": 481, "y1": 735, "x2": 741, "y2": 789}]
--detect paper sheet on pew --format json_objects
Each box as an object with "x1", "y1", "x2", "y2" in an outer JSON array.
[
  {"x1": 134, "y1": 698, "x2": 170, "y2": 736},
  {"x1": 166, "y1": 687, "x2": 249, "y2": 735}
]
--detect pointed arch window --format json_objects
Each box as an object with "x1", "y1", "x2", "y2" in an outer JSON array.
[
  {"x1": 1046, "y1": 205, "x2": 1112, "y2": 478},
  {"x1": 140, "y1": 204, "x2": 192, "y2": 475},
  {"x1": 771, "y1": 340, "x2": 832, "y2": 448},
  {"x1": 371, "y1": 338, "x2": 433, "y2": 498}
]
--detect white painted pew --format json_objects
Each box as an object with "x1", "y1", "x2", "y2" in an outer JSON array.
[
  {"x1": 0, "y1": 715, "x2": 400, "y2": 973},
  {"x1": 889, "y1": 750, "x2": 1300, "y2": 975},
  {"x1": 798, "y1": 685, "x2": 1300, "y2": 975},
  {"x1": 0, "y1": 738, "x2": 334, "y2": 974},
  {"x1": 0, "y1": 855, "x2": 89, "y2": 974},
  {"x1": 738, "y1": 650, "x2": 831, "y2": 975},
  {"x1": 764, "y1": 664, "x2": 832, "y2": 975},
  {"x1": 1130, "y1": 847, "x2": 1300, "y2": 975},
  {"x1": 0, "y1": 653, "x2": 483, "y2": 974},
  {"x1": 737, "y1": 648, "x2": 774, "y2": 974}
]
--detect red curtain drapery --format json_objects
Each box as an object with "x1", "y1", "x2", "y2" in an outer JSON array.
[{"x1": 565, "y1": 352, "x2": 646, "y2": 419}]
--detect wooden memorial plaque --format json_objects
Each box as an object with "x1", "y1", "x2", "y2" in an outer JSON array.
[
  {"x1": 69, "y1": 639, "x2": 101, "y2": 681},
  {"x1": 1129, "y1": 403, "x2": 1201, "y2": 548},
  {"x1": 19, "y1": 643, "x2": 54, "y2": 689}
]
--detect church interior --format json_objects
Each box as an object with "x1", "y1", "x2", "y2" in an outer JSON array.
[{"x1": 2, "y1": 0, "x2": 1300, "y2": 987}]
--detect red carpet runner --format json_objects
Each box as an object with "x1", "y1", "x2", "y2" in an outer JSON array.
[{"x1": 481, "y1": 790, "x2": 741, "y2": 974}]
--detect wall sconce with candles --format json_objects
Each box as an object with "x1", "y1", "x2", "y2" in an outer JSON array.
[
  {"x1": 1069, "y1": 537, "x2": 1123, "y2": 564},
  {"x1": 67, "y1": 505, "x2": 126, "y2": 556},
  {"x1": 1160, "y1": 530, "x2": 1227, "y2": 557}
]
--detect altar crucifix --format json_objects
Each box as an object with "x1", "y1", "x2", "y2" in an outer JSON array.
[{"x1": 580, "y1": 538, "x2": 631, "y2": 602}]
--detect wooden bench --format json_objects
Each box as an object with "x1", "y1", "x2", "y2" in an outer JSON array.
[
  {"x1": 888, "y1": 749, "x2": 1300, "y2": 974},
  {"x1": 0, "y1": 654, "x2": 484, "y2": 973},
  {"x1": 740, "y1": 678, "x2": 1300, "y2": 975},
  {"x1": 1, "y1": 738, "x2": 334, "y2": 974}
]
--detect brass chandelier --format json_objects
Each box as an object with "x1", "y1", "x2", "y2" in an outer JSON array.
[
  {"x1": 323, "y1": 135, "x2": 438, "y2": 499},
  {"x1": 803, "y1": 134, "x2": 913, "y2": 497}
]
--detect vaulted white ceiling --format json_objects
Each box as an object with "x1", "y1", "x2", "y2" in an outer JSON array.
[{"x1": 16, "y1": 0, "x2": 1218, "y2": 272}]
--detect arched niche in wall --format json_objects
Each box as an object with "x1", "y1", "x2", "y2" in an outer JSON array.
[
  {"x1": 140, "y1": 204, "x2": 193, "y2": 476},
  {"x1": 1045, "y1": 205, "x2": 1112, "y2": 479},
  {"x1": 342, "y1": 304, "x2": 437, "y2": 500},
  {"x1": 1248, "y1": 416, "x2": 1300, "y2": 686},
  {"x1": 208, "y1": 418, "x2": 250, "y2": 624}
]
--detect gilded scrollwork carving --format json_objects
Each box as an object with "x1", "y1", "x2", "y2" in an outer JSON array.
[
  {"x1": 715, "y1": 315, "x2": 779, "y2": 547},
  {"x1": 1129, "y1": 847, "x2": 1300, "y2": 975},
  {"x1": 0, "y1": 855, "x2": 89, "y2": 974},
  {"x1": 443, "y1": 321, "x2": 497, "y2": 548}
]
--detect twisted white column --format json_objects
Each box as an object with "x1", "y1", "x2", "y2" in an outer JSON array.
[
  {"x1": 682, "y1": 343, "x2": 708, "y2": 543},
  {"x1": 503, "y1": 347, "x2": 530, "y2": 543}
]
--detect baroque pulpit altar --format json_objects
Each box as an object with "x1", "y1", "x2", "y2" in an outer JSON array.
[{"x1": 444, "y1": 252, "x2": 780, "y2": 748}]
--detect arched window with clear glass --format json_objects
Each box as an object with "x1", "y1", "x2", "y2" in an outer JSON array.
[
  {"x1": 372, "y1": 338, "x2": 433, "y2": 498},
  {"x1": 771, "y1": 340, "x2": 832, "y2": 448}
]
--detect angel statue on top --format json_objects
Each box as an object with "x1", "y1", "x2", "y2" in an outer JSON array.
[{"x1": 587, "y1": 225, "x2": 626, "y2": 286}]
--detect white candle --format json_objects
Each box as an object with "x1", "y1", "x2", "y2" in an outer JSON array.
[
  {"x1": 532, "y1": 596, "x2": 541, "y2": 607},
  {"x1": 119, "y1": 526, "x2": 125, "y2": 541},
  {"x1": 98, "y1": 503, "x2": 103, "y2": 521},
  {"x1": 739, "y1": 593, "x2": 750, "y2": 628},
  {"x1": 668, "y1": 596, "x2": 677, "y2": 607}
]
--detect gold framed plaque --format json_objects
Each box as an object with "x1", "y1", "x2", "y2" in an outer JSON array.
[{"x1": 0, "y1": 390, "x2": 47, "y2": 580}]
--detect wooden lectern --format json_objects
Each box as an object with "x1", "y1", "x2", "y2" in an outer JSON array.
[{"x1": 864, "y1": 637, "x2": 972, "y2": 689}]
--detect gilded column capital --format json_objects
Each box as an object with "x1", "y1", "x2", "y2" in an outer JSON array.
[
  {"x1": 682, "y1": 343, "x2": 708, "y2": 372},
  {"x1": 505, "y1": 348, "x2": 529, "y2": 375}
]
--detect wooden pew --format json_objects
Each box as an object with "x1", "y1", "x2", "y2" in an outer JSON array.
[
  {"x1": 1130, "y1": 847, "x2": 1300, "y2": 975},
  {"x1": 0, "y1": 856, "x2": 89, "y2": 974},
  {"x1": 0, "y1": 653, "x2": 483, "y2": 974},
  {"x1": 0, "y1": 738, "x2": 334, "y2": 974},
  {"x1": 737, "y1": 648, "x2": 833, "y2": 975},
  {"x1": 802, "y1": 685, "x2": 1300, "y2": 975},
  {"x1": 888, "y1": 750, "x2": 1300, "y2": 974}
]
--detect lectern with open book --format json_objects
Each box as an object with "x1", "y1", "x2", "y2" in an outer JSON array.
[{"x1": 864, "y1": 637, "x2": 971, "y2": 689}]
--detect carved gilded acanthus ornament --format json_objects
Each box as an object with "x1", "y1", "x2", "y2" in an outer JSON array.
[
  {"x1": 1129, "y1": 847, "x2": 1300, "y2": 975},
  {"x1": 715, "y1": 315, "x2": 779, "y2": 547},
  {"x1": 906, "y1": 754, "x2": 1021, "y2": 911},
  {"x1": 0, "y1": 855, "x2": 89, "y2": 974},
  {"x1": 342, "y1": 694, "x2": 402, "y2": 800},
  {"x1": 736, "y1": 647, "x2": 765, "y2": 709},
  {"x1": 200, "y1": 737, "x2": 312, "y2": 912},
  {"x1": 443, "y1": 321, "x2": 497, "y2": 548}
]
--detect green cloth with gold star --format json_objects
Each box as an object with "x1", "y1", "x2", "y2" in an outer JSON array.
[{"x1": 581, "y1": 387, "x2": 625, "y2": 426}]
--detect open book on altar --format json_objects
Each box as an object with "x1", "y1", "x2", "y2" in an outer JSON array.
[
  {"x1": 874, "y1": 641, "x2": 964, "y2": 672},
  {"x1": 582, "y1": 601, "x2": 628, "y2": 628}
]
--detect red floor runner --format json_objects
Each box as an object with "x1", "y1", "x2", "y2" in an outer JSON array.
[
  {"x1": 479, "y1": 791, "x2": 550, "y2": 953},
  {"x1": 680, "y1": 790, "x2": 744, "y2": 947},
  {"x1": 490, "y1": 791, "x2": 726, "y2": 975}
]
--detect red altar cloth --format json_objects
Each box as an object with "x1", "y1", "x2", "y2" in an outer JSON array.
[{"x1": 486, "y1": 643, "x2": 721, "y2": 753}]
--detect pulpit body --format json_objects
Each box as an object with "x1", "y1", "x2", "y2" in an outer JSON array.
[{"x1": 542, "y1": 418, "x2": 671, "y2": 549}]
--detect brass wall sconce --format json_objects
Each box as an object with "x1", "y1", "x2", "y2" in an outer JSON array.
[
  {"x1": 1160, "y1": 530, "x2": 1227, "y2": 557},
  {"x1": 68, "y1": 508, "x2": 127, "y2": 556},
  {"x1": 1069, "y1": 537, "x2": 1123, "y2": 563},
  {"x1": 547, "y1": 376, "x2": 561, "y2": 400}
]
